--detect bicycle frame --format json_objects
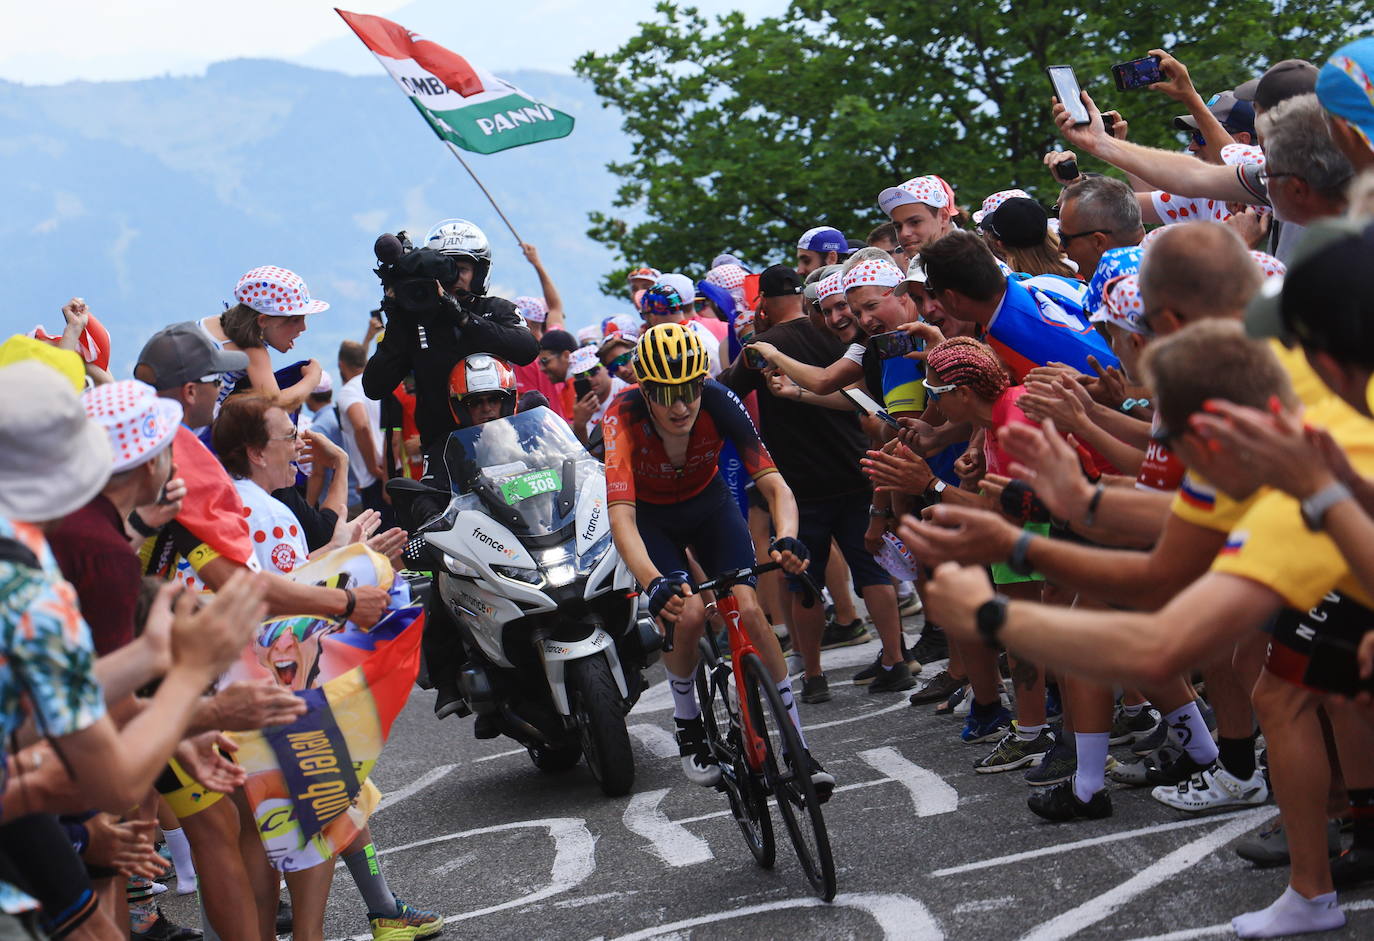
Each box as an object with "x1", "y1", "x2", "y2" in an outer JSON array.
[{"x1": 710, "y1": 592, "x2": 768, "y2": 772}]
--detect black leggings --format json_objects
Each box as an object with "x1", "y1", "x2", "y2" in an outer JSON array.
[{"x1": 0, "y1": 814, "x2": 98, "y2": 937}]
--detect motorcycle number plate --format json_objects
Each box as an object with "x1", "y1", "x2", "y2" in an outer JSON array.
[{"x1": 500, "y1": 467, "x2": 562, "y2": 505}]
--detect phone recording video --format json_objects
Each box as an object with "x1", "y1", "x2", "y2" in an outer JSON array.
[
  {"x1": 574, "y1": 375, "x2": 593, "y2": 400},
  {"x1": 1047, "y1": 65, "x2": 1091, "y2": 125},
  {"x1": 1112, "y1": 55, "x2": 1163, "y2": 91},
  {"x1": 872, "y1": 330, "x2": 915, "y2": 360},
  {"x1": 742, "y1": 346, "x2": 768, "y2": 370}
]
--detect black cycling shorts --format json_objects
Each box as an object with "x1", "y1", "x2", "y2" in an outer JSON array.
[
  {"x1": 787, "y1": 492, "x2": 890, "y2": 594},
  {"x1": 635, "y1": 478, "x2": 756, "y2": 588}
]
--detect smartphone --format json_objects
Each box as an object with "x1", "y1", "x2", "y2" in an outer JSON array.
[
  {"x1": 574, "y1": 375, "x2": 592, "y2": 399},
  {"x1": 1112, "y1": 55, "x2": 1163, "y2": 91},
  {"x1": 841, "y1": 388, "x2": 902, "y2": 429},
  {"x1": 1047, "y1": 65, "x2": 1091, "y2": 125},
  {"x1": 1303, "y1": 635, "x2": 1374, "y2": 698},
  {"x1": 742, "y1": 346, "x2": 768, "y2": 369},
  {"x1": 872, "y1": 330, "x2": 915, "y2": 359}
]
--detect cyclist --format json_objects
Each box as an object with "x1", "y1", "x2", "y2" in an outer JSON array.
[{"x1": 603, "y1": 323, "x2": 834, "y2": 796}]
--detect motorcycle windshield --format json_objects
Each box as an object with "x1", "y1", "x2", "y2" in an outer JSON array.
[{"x1": 442, "y1": 406, "x2": 596, "y2": 538}]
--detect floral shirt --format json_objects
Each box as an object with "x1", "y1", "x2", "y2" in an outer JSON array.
[{"x1": 0, "y1": 517, "x2": 106, "y2": 912}]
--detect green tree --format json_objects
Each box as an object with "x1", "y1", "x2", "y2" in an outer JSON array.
[{"x1": 576, "y1": 0, "x2": 1370, "y2": 292}]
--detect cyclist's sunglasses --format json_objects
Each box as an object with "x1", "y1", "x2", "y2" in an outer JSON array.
[
  {"x1": 258, "y1": 615, "x2": 334, "y2": 649},
  {"x1": 642, "y1": 377, "x2": 705, "y2": 407}
]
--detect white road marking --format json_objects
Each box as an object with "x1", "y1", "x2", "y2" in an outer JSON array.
[
  {"x1": 805, "y1": 699, "x2": 909, "y2": 730},
  {"x1": 1017, "y1": 808, "x2": 1271, "y2": 941},
  {"x1": 627, "y1": 723, "x2": 680, "y2": 758},
  {"x1": 1123, "y1": 898, "x2": 1374, "y2": 940},
  {"x1": 473, "y1": 746, "x2": 527, "y2": 763},
  {"x1": 601, "y1": 891, "x2": 942, "y2": 940},
  {"x1": 555, "y1": 891, "x2": 637, "y2": 910},
  {"x1": 373, "y1": 763, "x2": 458, "y2": 813},
  {"x1": 622, "y1": 788, "x2": 714, "y2": 867},
  {"x1": 857, "y1": 747, "x2": 957, "y2": 817},
  {"x1": 325, "y1": 817, "x2": 597, "y2": 940},
  {"x1": 932, "y1": 808, "x2": 1276, "y2": 877}
]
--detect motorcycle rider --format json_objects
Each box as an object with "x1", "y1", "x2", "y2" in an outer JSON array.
[
  {"x1": 363, "y1": 219, "x2": 539, "y2": 492},
  {"x1": 429, "y1": 353, "x2": 519, "y2": 721}
]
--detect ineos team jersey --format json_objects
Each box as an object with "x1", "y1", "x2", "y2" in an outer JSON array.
[{"x1": 603, "y1": 380, "x2": 777, "y2": 506}]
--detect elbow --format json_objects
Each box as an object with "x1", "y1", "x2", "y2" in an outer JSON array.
[{"x1": 1137, "y1": 637, "x2": 1191, "y2": 687}]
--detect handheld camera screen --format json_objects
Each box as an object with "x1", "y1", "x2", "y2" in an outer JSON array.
[
  {"x1": 1048, "y1": 65, "x2": 1090, "y2": 125},
  {"x1": 1112, "y1": 56, "x2": 1163, "y2": 91},
  {"x1": 841, "y1": 388, "x2": 902, "y2": 429},
  {"x1": 872, "y1": 330, "x2": 915, "y2": 359}
]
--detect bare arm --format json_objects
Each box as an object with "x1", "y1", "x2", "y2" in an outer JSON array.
[
  {"x1": 754, "y1": 470, "x2": 799, "y2": 541},
  {"x1": 1054, "y1": 92, "x2": 1253, "y2": 204},
  {"x1": 749, "y1": 340, "x2": 863, "y2": 394},
  {"x1": 244, "y1": 347, "x2": 320, "y2": 413},
  {"x1": 925, "y1": 564, "x2": 1278, "y2": 688},
  {"x1": 522, "y1": 243, "x2": 565, "y2": 328}
]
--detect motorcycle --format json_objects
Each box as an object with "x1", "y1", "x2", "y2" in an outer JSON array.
[{"x1": 388, "y1": 406, "x2": 659, "y2": 797}]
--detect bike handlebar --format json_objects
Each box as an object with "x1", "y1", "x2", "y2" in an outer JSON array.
[{"x1": 659, "y1": 560, "x2": 822, "y2": 653}]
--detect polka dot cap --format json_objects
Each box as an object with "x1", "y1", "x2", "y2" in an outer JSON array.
[
  {"x1": 569, "y1": 345, "x2": 600, "y2": 376},
  {"x1": 82, "y1": 379, "x2": 183, "y2": 473},
  {"x1": 878, "y1": 175, "x2": 955, "y2": 216},
  {"x1": 816, "y1": 271, "x2": 846, "y2": 302},
  {"x1": 842, "y1": 258, "x2": 905, "y2": 293},
  {"x1": 1250, "y1": 250, "x2": 1287, "y2": 280},
  {"x1": 234, "y1": 266, "x2": 329, "y2": 316},
  {"x1": 705, "y1": 263, "x2": 748, "y2": 293},
  {"x1": 1089, "y1": 273, "x2": 1149, "y2": 335},
  {"x1": 973, "y1": 188, "x2": 1031, "y2": 224},
  {"x1": 1086, "y1": 246, "x2": 1143, "y2": 316},
  {"x1": 514, "y1": 295, "x2": 548, "y2": 323},
  {"x1": 626, "y1": 266, "x2": 662, "y2": 284}
]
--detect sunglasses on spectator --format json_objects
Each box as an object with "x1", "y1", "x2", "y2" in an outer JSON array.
[
  {"x1": 922, "y1": 377, "x2": 958, "y2": 400},
  {"x1": 642, "y1": 377, "x2": 705, "y2": 407},
  {"x1": 606, "y1": 352, "x2": 634, "y2": 372}
]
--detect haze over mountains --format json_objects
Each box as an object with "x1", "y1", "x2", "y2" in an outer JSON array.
[{"x1": 0, "y1": 58, "x2": 632, "y2": 375}]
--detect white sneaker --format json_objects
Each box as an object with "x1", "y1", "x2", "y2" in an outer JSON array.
[{"x1": 1151, "y1": 763, "x2": 1268, "y2": 813}]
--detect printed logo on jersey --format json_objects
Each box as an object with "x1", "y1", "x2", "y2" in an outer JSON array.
[
  {"x1": 1220, "y1": 530, "x2": 1248, "y2": 556},
  {"x1": 1178, "y1": 476, "x2": 1217, "y2": 510}
]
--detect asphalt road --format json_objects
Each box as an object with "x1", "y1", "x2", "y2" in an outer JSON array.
[{"x1": 162, "y1": 619, "x2": 1374, "y2": 940}]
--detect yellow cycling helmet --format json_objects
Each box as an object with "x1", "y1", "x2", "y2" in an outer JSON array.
[{"x1": 634, "y1": 323, "x2": 709, "y2": 385}]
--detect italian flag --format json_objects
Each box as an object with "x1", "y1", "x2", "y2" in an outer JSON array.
[{"x1": 336, "y1": 9, "x2": 574, "y2": 155}]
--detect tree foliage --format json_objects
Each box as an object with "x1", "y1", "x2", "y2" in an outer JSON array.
[{"x1": 575, "y1": 0, "x2": 1370, "y2": 292}]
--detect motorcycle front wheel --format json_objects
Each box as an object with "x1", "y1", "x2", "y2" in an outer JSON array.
[{"x1": 568, "y1": 656, "x2": 636, "y2": 796}]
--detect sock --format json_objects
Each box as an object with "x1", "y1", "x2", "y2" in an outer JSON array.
[
  {"x1": 1016, "y1": 722, "x2": 1046, "y2": 742},
  {"x1": 1349, "y1": 787, "x2": 1374, "y2": 851},
  {"x1": 1217, "y1": 735, "x2": 1257, "y2": 780},
  {"x1": 777, "y1": 679, "x2": 807, "y2": 749},
  {"x1": 1072, "y1": 732, "x2": 1110, "y2": 802},
  {"x1": 1122, "y1": 702, "x2": 1146, "y2": 717},
  {"x1": 667, "y1": 668, "x2": 700, "y2": 721},
  {"x1": 1163, "y1": 701, "x2": 1219, "y2": 765},
  {"x1": 130, "y1": 899, "x2": 159, "y2": 934},
  {"x1": 163, "y1": 826, "x2": 196, "y2": 885},
  {"x1": 1231, "y1": 885, "x2": 1344, "y2": 938},
  {"x1": 343, "y1": 843, "x2": 398, "y2": 917}
]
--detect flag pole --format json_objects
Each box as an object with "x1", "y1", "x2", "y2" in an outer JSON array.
[{"x1": 442, "y1": 140, "x2": 524, "y2": 246}]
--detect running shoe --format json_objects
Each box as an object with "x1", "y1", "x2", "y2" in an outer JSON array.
[
  {"x1": 132, "y1": 908, "x2": 201, "y2": 941},
  {"x1": 897, "y1": 591, "x2": 923, "y2": 617},
  {"x1": 1331, "y1": 847, "x2": 1374, "y2": 889},
  {"x1": 368, "y1": 897, "x2": 445, "y2": 940},
  {"x1": 868, "y1": 660, "x2": 917, "y2": 694},
  {"x1": 1150, "y1": 763, "x2": 1269, "y2": 813},
  {"x1": 800, "y1": 673, "x2": 832, "y2": 704},
  {"x1": 851, "y1": 652, "x2": 883, "y2": 686},
  {"x1": 276, "y1": 898, "x2": 293, "y2": 934},
  {"x1": 1027, "y1": 780, "x2": 1112, "y2": 822},
  {"x1": 1109, "y1": 705, "x2": 1160, "y2": 745},
  {"x1": 1025, "y1": 735, "x2": 1077, "y2": 786},
  {"x1": 1235, "y1": 819, "x2": 1345, "y2": 867},
  {"x1": 820, "y1": 619, "x2": 870, "y2": 649},
  {"x1": 674, "y1": 716, "x2": 722, "y2": 787},
  {"x1": 908, "y1": 627, "x2": 948, "y2": 665},
  {"x1": 909, "y1": 670, "x2": 965, "y2": 706},
  {"x1": 975, "y1": 727, "x2": 1055, "y2": 773},
  {"x1": 935, "y1": 684, "x2": 968, "y2": 716},
  {"x1": 961, "y1": 703, "x2": 1012, "y2": 743},
  {"x1": 1130, "y1": 718, "x2": 1170, "y2": 756}
]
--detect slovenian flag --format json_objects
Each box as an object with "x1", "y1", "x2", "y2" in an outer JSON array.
[{"x1": 337, "y1": 8, "x2": 574, "y2": 155}]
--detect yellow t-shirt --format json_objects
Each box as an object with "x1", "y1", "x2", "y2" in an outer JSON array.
[{"x1": 1209, "y1": 402, "x2": 1374, "y2": 611}]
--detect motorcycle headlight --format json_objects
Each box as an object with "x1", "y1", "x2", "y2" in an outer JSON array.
[
  {"x1": 493, "y1": 564, "x2": 544, "y2": 587},
  {"x1": 534, "y1": 545, "x2": 579, "y2": 588}
]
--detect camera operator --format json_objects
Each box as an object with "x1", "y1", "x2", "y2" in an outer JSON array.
[{"x1": 362, "y1": 219, "x2": 539, "y2": 494}]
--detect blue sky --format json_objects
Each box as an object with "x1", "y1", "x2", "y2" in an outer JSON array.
[{"x1": 0, "y1": 0, "x2": 791, "y2": 85}]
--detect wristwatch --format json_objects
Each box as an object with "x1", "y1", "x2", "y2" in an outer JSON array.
[
  {"x1": 926, "y1": 478, "x2": 947, "y2": 501},
  {"x1": 1300, "y1": 481, "x2": 1353, "y2": 531},
  {"x1": 868, "y1": 505, "x2": 894, "y2": 519},
  {"x1": 1008, "y1": 529, "x2": 1036, "y2": 576},
  {"x1": 976, "y1": 594, "x2": 1010, "y2": 649}
]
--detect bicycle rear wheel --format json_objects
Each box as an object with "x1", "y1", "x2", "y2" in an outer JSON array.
[
  {"x1": 697, "y1": 639, "x2": 774, "y2": 868},
  {"x1": 741, "y1": 652, "x2": 836, "y2": 901}
]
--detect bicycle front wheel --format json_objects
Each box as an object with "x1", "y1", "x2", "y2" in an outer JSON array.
[
  {"x1": 741, "y1": 652, "x2": 836, "y2": 901},
  {"x1": 697, "y1": 639, "x2": 774, "y2": 868}
]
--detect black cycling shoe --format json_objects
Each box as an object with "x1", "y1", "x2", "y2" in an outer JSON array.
[
  {"x1": 802, "y1": 750, "x2": 835, "y2": 803},
  {"x1": 1144, "y1": 753, "x2": 1209, "y2": 786},
  {"x1": 675, "y1": 717, "x2": 722, "y2": 787}
]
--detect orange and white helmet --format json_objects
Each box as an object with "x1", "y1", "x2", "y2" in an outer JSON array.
[{"x1": 447, "y1": 353, "x2": 516, "y2": 426}]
